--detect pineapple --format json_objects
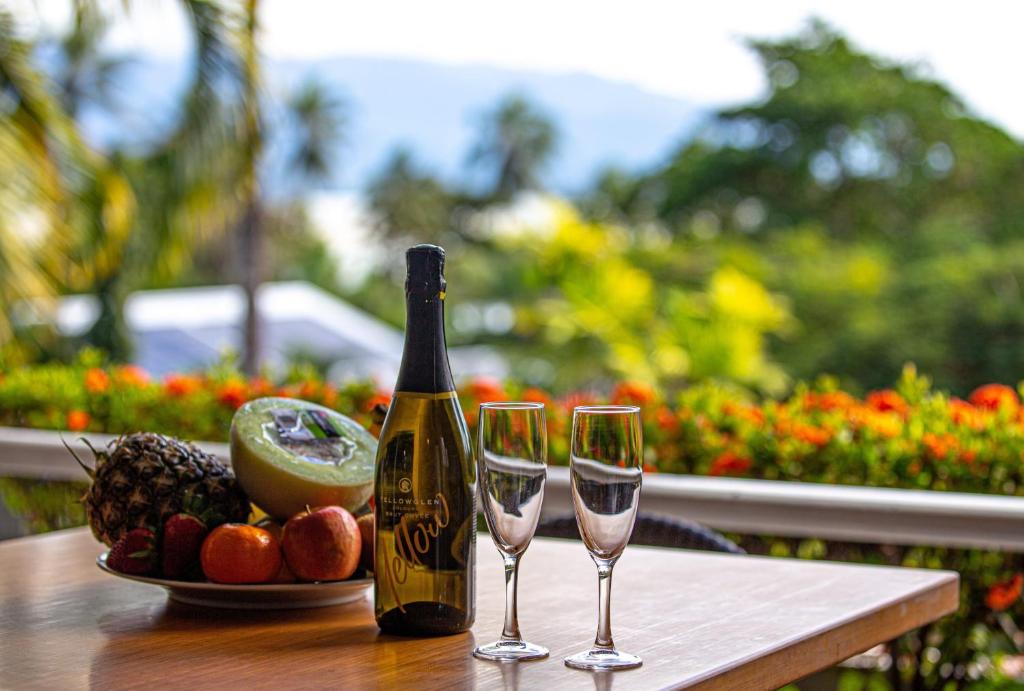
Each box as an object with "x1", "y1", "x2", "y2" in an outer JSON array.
[{"x1": 71, "y1": 433, "x2": 250, "y2": 546}]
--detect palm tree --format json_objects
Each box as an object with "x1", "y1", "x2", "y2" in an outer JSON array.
[
  {"x1": 0, "y1": 7, "x2": 134, "y2": 355},
  {"x1": 52, "y1": 5, "x2": 130, "y2": 119},
  {"x1": 367, "y1": 148, "x2": 453, "y2": 244},
  {"x1": 467, "y1": 94, "x2": 558, "y2": 202},
  {"x1": 2, "y1": 1, "x2": 343, "y2": 370}
]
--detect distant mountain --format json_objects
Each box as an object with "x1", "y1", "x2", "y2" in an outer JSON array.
[{"x1": 83, "y1": 55, "x2": 704, "y2": 193}]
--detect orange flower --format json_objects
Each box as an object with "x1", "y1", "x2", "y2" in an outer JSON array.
[
  {"x1": 643, "y1": 463, "x2": 658, "y2": 473},
  {"x1": 723, "y1": 401, "x2": 765, "y2": 426},
  {"x1": 708, "y1": 452, "x2": 753, "y2": 477},
  {"x1": 164, "y1": 374, "x2": 202, "y2": 397},
  {"x1": 560, "y1": 391, "x2": 598, "y2": 414},
  {"x1": 468, "y1": 377, "x2": 506, "y2": 403},
  {"x1": 865, "y1": 390, "x2": 909, "y2": 416},
  {"x1": 520, "y1": 387, "x2": 553, "y2": 407},
  {"x1": 969, "y1": 384, "x2": 1019, "y2": 412},
  {"x1": 791, "y1": 422, "x2": 832, "y2": 447},
  {"x1": 960, "y1": 448, "x2": 977, "y2": 464},
  {"x1": 362, "y1": 392, "x2": 392, "y2": 413},
  {"x1": 949, "y1": 398, "x2": 987, "y2": 431},
  {"x1": 922, "y1": 432, "x2": 958, "y2": 459},
  {"x1": 249, "y1": 377, "x2": 275, "y2": 397},
  {"x1": 803, "y1": 391, "x2": 856, "y2": 412},
  {"x1": 852, "y1": 408, "x2": 902, "y2": 439},
  {"x1": 320, "y1": 383, "x2": 339, "y2": 408},
  {"x1": 298, "y1": 380, "x2": 320, "y2": 399},
  {"x1": 611, "y1": 381, "x2": 657, "y2": 406},
  {"x1": 67, "y1": 410, "x2": 91, "y2": 431},
  {"x1": 654, "y1": 406, "x2": 679, "y2": 433},
  {"x1": 216, "y1": 380, "x2": 248, "y2": 409},
  {"x1": 114, "y1": 365, "x2": 150, "y2": 387},
  {"x1": 84, "y1": 368, "x2": 109, "y2": 394},
  {"x1": 986, "y1": 574, "x2": 1023, "y2": 611}
]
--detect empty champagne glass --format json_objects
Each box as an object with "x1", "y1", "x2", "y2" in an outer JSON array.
[
  {"x1": 564, "y1": 405, "x2": 643, "y2": 671},
  {"x1": 473, "y1": 402, "x2": 549, "y2": 661}
]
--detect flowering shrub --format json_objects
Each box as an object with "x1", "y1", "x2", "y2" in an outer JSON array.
[{"x1": 2, "y1": 357, "x2": 1024, "y2": 686}]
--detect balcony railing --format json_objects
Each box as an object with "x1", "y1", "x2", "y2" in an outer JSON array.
[{"x1": 3, "y1": 426, "x2": 1023, "y2": 551}]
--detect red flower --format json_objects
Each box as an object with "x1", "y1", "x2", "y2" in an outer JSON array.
[
  {"x1": 708, "y1": 452, "x2": 753, "y2": 477},
  {"x1": 468, "y1": 377, "x2": 506, "y2": 403},
  {"x1": 866, "y1": 390, "x2": 909, "y2": 416},
  {"x1": 216, "y1": 380, "x2": 248, "y2": 409},
  {"x1": 67, "y1": 410, "x2": 91, "y2": 431},
  {"x1": 654, "y1": 406, "x2": 679, "y2": 433},
  {"x1": 163, "y1": 374, "x2": 202, "y2": 397},
  {"x1": 986, "y1": 574, "x2": 1023, "y2": 611},
  {"x1": 560, "y1": 391, "x2": 598, "y2": 414},
  {"x1": 84, "y1": 368, "x2": 109, "y2": 394},
  {"x1": 969, "y1": 384, "x2": 1019, "y2": 412},
  {"x1": 611, "y1": 381, "x2": 657, "y2": 406},
  {"x1": 114, "y1": 365, "x2": 150, "y2": 387},
  {"x1": 520, "y1": 387, "x2": 553, "y2": 407}
]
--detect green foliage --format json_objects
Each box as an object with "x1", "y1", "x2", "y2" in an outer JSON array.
[
  {"x1": 481, "y1": 204, "x2": 791, "y2": 391},
  {"x1": 588, "y1": 20, "x2": 1024, "y2": 395}
]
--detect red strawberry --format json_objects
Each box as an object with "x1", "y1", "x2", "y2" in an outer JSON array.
[
  {"x1": 162, "y1": 514, "x2": 209, "y2": 579},
  {"x1": 107, "y1": 528, "x2": 157, "y2": 575}
]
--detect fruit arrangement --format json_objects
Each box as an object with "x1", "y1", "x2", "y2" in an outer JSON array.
[{"x1": 77, "y1": 399, "x2": 378, "y2": 586}]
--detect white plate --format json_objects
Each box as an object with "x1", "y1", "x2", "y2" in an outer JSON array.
[{"x1": 96, "y1": 553, "x2": 373, "y2": 610}]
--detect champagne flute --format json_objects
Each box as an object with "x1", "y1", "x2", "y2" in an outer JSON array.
[
  {"x1": 564, "y1": 405, "x2": 643, "y2": 671},
  {"x1": 473, "y1": 402, "x2": 549, "y2": 661}
]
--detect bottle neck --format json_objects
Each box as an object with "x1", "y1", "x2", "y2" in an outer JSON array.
[{"x1": 395, "y1": 290, "x2": 455, "y2": 393}]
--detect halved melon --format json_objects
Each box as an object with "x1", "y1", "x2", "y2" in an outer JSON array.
[{"x1": 230, "y1": 397, "x2": 376, "y2": 519}]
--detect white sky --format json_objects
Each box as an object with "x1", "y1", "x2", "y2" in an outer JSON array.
[{"x1": 15, "y1": 0, "x2": 1024, "y2": 137}]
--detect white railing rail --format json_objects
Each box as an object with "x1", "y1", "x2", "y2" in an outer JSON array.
[{"x1": 3, "y1": 426, "x2": 1024, "y2": 551}]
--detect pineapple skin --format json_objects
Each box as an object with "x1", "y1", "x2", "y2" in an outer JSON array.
[{"x1": 82, "y1": 433, "x2": 250, "y2": 546}]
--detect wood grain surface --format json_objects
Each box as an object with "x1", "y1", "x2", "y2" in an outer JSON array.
[{"x1": 0, "y1": 528, "x2": 957, "y2": 690}]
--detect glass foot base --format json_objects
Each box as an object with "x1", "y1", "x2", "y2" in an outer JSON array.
[
  {"x1": 473, "y1": 640, "x2": 549, "y2": 661},
  {"x1": 564, "y1": 648, "x2": 642, "y2": 671}
]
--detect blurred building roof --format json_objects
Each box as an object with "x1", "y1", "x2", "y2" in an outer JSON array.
[{"x1": 56, "y1": 282, "x2": 506, "y2": 383}]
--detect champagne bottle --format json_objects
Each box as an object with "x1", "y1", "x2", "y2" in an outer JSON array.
[{"x1": 374, "y1": 244, "x2": 476, "y2": 636}]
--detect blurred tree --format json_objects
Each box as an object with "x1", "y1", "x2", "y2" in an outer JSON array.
[
  {"x1": 284, "y1": 80, "x2": 346, "y2": 187},
  {"x1": 0, "y1": 7, "x2": 134, "y2": 360},
  {"x1": 366, "y1": 148, "x2": 456, "y2": 244},
  {"x1": 588, "y1": 20, "x2": 1024, "y2": 393},
  {"x1": 51, "y1": 5, "x2": 130, "y2": 118},
  {"x1": 630, "y1": 20, "x2": 1024, "y2": 244},
  {"x1": 467, "y1": 94, "x2": 558, "y2": 201}
]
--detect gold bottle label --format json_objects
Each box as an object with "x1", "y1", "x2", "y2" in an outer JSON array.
[{"x1": 380, "y1": 492, "x2": 451, "y2": 612}]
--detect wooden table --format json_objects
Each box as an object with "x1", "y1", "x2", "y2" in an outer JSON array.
[{"x1": 0, "y1": 528, "x2": 957, "y2": 690}]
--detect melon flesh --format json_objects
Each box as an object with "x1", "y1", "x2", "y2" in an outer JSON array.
[{"x1": 230, "y1": 397, "x2": 377, "y2": 519}]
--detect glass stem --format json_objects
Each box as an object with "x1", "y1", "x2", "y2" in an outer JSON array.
[
  {"x1": 594, "y1": 558, "x2": 616, "y2": 650},
  {"x1": 501, "y1": 554, "x2": 522, "y2": 642}
]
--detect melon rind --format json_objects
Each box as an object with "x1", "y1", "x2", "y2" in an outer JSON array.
[{"x1": 230, "y1": 397, "x2": 377, "y2": 520}]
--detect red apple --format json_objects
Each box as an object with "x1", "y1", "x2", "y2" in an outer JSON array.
[
  {"x1": 357, "y1": 513, "x2": 374, "y2": 573},
  {"x1": 282, "y1": 506, "x2": 361, "y2": 582}
]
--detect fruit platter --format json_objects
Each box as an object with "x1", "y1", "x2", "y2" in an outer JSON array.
[{"x1": 74, "y1": 397, "x2": 378, "y2": 609}]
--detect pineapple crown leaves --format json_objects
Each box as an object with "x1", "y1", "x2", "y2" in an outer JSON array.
[{"x1": 62, "y1": 435, "x2": 102, "y2": 480}]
